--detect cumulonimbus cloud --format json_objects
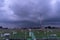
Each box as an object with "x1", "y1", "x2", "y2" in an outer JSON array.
[
  {"x1": 9, "y1": 0, "x2": 60, "y2": 21},
  {"x1": 0, "y1": 0, "x2": 60, "y2": 28}
]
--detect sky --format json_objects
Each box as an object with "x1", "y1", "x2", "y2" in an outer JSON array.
[{"x1": 0, "y1": 0, "x2": 60, "y2": 28}]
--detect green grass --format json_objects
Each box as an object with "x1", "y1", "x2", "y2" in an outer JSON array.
[{"x1": 0, "y1": 29, "x2": 60, "y2": 39}]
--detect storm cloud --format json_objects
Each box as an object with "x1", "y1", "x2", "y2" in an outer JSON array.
[
  {"x1": 0, "y1": 0, "x2": 60, "y2": 28},
  {"x1": 9, "y1": 0, "x2": 60, "y2": 21}
]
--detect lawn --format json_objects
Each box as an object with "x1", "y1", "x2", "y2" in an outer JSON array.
[{"x1": 0, "y1": 29, "x2": 60, "y2": 39}]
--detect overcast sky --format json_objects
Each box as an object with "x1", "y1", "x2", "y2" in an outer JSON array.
[{"x1": 0, "y1": 0, "x2": 60, "y2": 28}]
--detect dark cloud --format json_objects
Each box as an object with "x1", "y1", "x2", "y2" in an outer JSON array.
[
  {"x1": 0, "y1": 0, "x2": 60, "y2": 28},
  {"x1": 10, "y1": 0, "x2": 41, "y2": 21},
  {"x1": 10, "y1": 0, "x2": 51, "y2": 21}
]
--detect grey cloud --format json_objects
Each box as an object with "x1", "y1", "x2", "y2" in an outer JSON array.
[
  {"x1": 0, "y1": 0, "x2": 60, "y2": 27},
  {"x1": 10, "y1": 0, "x2": 51, "y2": 21},
  {"x1": 1, "y1": 0, "x2": 60, "y2": 22}
]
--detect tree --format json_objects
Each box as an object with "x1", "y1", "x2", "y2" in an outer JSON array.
[
  {"x1": 0, "y1": 26, "x2": 3, "y2": 28},
  {"x1": 48, "y1": 26, "x2": 51, "y2": 29}
]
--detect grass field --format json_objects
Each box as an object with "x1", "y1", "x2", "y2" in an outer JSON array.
[{"x1": 0, "y1": 29, "x2": 60, "y2": 40}]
